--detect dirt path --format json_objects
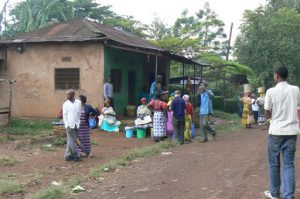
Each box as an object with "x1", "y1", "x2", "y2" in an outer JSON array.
[{"x1": 70, "y1": 126, "x2": 300, "y2": 199}]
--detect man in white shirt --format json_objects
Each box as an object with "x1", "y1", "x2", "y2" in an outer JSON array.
[
  {"x1": 103, "y1": 77, "x2": 114, "y2": 108},
  {"x1": 63, "y1": 90, "x2": 82, "y2": 162},
  {"x1": 264, "y1": 66, "x2": 300, "y2": 199}
]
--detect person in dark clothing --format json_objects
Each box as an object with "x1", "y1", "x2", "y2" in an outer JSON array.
[
  {"x1": 171, "y1": 90, "x2": 186, "y2": 144},
  {"x1": 77, "y1": 95, "x2": 98, "y2": 158}
]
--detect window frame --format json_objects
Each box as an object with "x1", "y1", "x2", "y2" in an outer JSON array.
[{"x1": 54, "y1": 68, "x2": 80, "y2": 90}]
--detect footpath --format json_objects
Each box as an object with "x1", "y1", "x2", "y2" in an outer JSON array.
[{"x1": 69, "y1": 126, "x2": 300, "y2": 199}]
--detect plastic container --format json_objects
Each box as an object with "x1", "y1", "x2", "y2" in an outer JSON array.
[
  {"x1": 125, "y1": 127, "x2": 134, "y2": 138},
  {"x1": 191, "y1": 123, "x2": 196, "y2": 138},
  {"x1": 137, "y1": 128, "x2": 146, "y2": 138}
]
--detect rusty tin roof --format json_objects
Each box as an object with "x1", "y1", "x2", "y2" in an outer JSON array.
[{"x1": 0, "y1": 18, "x2": 164, "y2": 51}]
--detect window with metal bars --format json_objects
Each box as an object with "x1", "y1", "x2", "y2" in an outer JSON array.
[{"x1": 55, "y1": 68, "x2": 80, "y2": 90}]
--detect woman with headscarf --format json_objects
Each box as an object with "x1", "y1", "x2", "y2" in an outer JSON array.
[
  {"x1": 183, "y1": 94, "x2": 193, "y2": 142},
  {"x1": 135, "y1": 98, "x2": 152, "y2": 126},
  {"x1": 148, "y1": 92, "x2": 167, "y2": 142},
  {"x1": 77, "y1": 95, "x2": 98, "y2": 158},
  {"x1": 98, "y1": 99, "x2": 121, "y2": 132}
]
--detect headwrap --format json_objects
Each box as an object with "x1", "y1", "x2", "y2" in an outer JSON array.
[
  {"x1": 183, "y1": 94, "x2": 189, "y2": 101},
  {"x1": 141, "y1": 98, "x2": 147, "y2": 103},
  {"x1": 104, "y1": 99, "x2": 111, "y2": 105}
]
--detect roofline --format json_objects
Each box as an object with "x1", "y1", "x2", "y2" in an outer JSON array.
[{"x1": 0, "y1": 37, "x2": 208, "y2": 67}]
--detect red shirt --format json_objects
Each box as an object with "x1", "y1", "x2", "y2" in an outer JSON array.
[
  {"x1": 186, "y1": 102, "x2": 193, "y2": 115},
  {"x1": 149, "y1": 99, "x2": 167, "y2": 111}
]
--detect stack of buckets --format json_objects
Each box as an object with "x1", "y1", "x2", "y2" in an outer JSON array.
[{"x1": 125, "y1": 127, "x2": 146, "y2": 138}]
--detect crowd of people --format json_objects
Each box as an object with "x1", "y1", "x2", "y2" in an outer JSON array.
[
  {"x1": 240, "y1": 84, "x2": 266, "y2": 129},
  {"x1": 61, "y1": 66, "x2": 300, "y2": 199},
  {"x1": 61, "y1": 75, "x2": 217, "y2": 162}
]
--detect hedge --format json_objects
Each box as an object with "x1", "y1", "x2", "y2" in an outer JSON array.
[
  {"x1": 212, "y1": 96, "x2": 224, "y2": 111},
  {"x1": 224, "y1": 99, "x2": 239, "y2": 113}
]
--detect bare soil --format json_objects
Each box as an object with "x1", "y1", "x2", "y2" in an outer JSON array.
[
  {"x1": 0, "y1": 129, "x2": 154, "y2": 199},
  {"x1": 68, "y1": 126, "x2": 300, "y2": 199}
]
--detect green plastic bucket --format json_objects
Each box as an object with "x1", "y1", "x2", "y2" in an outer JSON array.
[{"x1": 136, "y1": 128, "x2": 146, "y2": 139}]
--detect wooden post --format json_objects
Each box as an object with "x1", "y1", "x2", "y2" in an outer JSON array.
[
  {"x1": 8, "y1": 80, "x2": 13, "y2": 126},
  {"x1": 226, "y1": 23, "x2": 234, "y2": 61},
  {"x1": 182, "y1": 63, "x2": 185, "y2": 93}
]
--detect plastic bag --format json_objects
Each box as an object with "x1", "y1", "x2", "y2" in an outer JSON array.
[{"x1": 89, "y1": 117, "x2": 97, "y2": 129}]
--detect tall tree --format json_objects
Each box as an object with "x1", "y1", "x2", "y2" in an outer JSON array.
[
  {"x1": 2, "y1": 0, "x2": 146, "y2": 38},
  {"x1": 235, "y1": 7, "x2": 300, "y2": 86}
]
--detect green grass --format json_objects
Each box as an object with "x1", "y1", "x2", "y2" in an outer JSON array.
[
  {"x1": 213, "y1": 110, "x2": 242, "y2": 134},
  {"x1": 213, "y1": 110, "x2": 240, "y2": 122},
  {"x1": 28, "y1": 175, "x2": 82, "y2": 199},
  {"x1": 0, "y1": 156, "x2": 20, "y2": 166},
  {"x1": 0, "y1": 179, "x2": 24, "y2": 196},
  {"x1": 0, "y1": 118, "x2": 52, "y2": 136},
  {"x1": 90, "y1": 140, "x2": 178, "y2": 177},
  {"x1": 0, "y1": 136, "x2": 16, "y2": 142},
  {"x1": 52, "y1": 137, "x2": 66, "y2": 147},
  {"x1": 29, "y1": 186, "x2": 65, "y2": 199}
]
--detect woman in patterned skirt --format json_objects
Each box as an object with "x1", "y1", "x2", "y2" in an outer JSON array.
[
  {"x1": 240, "y1": 92, "x2": 254, "y2": 128},
  {"x1": 148, "y1": 93, "x2": 167, "y2": 142},
  {"x1": 77, "y1": 95, "x2": 98, "y2": 158}
]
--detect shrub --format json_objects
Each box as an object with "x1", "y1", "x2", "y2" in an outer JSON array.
[
  {"x1": 224, "y1": 99, "x2": 239, "y2": 113},
  {"x1": 213, "y1": 96, "x2": 224, "y2": 111}
]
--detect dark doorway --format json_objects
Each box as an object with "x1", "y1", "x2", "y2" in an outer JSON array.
[{"x1": 128, "y1": 70, "x2": 136, "y2": 105}]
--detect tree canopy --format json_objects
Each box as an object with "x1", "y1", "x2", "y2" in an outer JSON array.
[
  {"x1": 235, "y1": 1, "x2": 300, "y2": 87},
  {"x1": 0, "y1": 0, "x2": 146, "y2": 38}
]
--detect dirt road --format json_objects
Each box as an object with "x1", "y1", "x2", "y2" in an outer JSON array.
[{"x1": 70, "y1": 126, "x2": 300, "y2": 199}]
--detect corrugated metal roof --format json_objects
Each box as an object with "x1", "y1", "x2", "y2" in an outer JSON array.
[
  {"x1": 0, "y1": 18, "x2": 164, "y2": 51},
  {"x1": 0, "y1": 18, "x2": 207, "y2": 66}
]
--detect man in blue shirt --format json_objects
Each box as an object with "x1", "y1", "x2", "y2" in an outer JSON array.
[
  {"x1": 171, "y1": 90, "x2": 186, "y2": 144},
  {"x1": 199, "y1": 83, "x2": 216, "y2": 143},
  {"x1": 149, "y1": 75, "x2": 162, "y2": 101}
]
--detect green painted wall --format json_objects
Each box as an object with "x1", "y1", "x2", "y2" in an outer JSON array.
[{"x1": 104, "y1": 47, "x2": 144, "y2": 114}]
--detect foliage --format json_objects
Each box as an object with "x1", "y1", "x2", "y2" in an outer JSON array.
[
  {"x1": 224, "y1": 99, "x2": 239, "y2": 113},
  {"x1": 1, "y1": 0, "x2": 146, "y2": 39},
  {"x1": 235, "y1": 5, "x2": 300, "y2": 87},
  {"x1": 212, "y1": 96, "x2": 224, "y2": 111},
  {"x1": 149, "y1": 3, "x2": 227, "y2": 58}
]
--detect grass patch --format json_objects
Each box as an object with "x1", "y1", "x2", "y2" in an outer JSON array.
[
  {"x1": 90, "y1": 140, "x2": 178, "y2": 177},
  {"x1": 28, "y1": 175, "x2": 82, "y2": 199},
  {"x1": 29, "y1": 186, "x2": 65, "y2": 199},
  {"x1": 0, "y1": 118, "x2": 52, "y2": 136},
  {"x1": 213, "y1": 110, "x2": 240, "y2": 123},
  {"x1": 0, "y1": 179, "x2": 24, "y2": 196},
  {"x1": 52, "y1": 137, "x2": 66, "y2": 147},
  {"x1": 0, "y1": 136, "x2": 16, "y2": 142},
  {"x1": 91, "y1": 139, "x2": 99, "y2": 146},
  {"x1": 213, "y1": 110, "x2": 242, "y2": 134},
  {"x1": 0, "y1": 156, "x2": 20, "y2": 166}
]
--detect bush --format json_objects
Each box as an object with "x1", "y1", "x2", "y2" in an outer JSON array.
[
  {"x1": 224, "y1": 99, "x2": 239, "y2": 113},
  {"x1": 213, "y1": 96, "x2": 224, "y2": 111}
]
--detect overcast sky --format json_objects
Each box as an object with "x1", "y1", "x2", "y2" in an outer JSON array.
[{"x1": 1, "y1": 0, "x2": 267, "y2": 42}]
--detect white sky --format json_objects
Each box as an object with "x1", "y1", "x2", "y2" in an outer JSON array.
[{"x1": 1, "y1": 0, "x2": 267, "y2": 42}]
